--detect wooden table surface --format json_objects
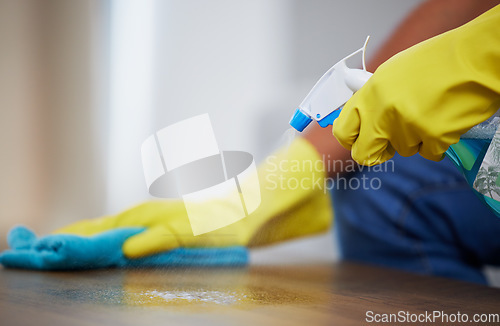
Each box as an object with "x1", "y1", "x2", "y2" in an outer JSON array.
[{"x1": 0, "y1": 263, "x2": 499, "y2": 326}]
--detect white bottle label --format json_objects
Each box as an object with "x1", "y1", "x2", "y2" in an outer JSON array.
[{"x1": 473, "y1": 123, "x2": 500, "y2": 201}]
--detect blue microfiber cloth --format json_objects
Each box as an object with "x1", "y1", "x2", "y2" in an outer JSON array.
[{"x1": 0, "y1": 226, "x2": 248, "y2": 270}]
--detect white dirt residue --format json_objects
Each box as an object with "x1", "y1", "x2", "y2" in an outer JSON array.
[{"x1": 141, "y1": 290, "x2": 243, "y2": 305}]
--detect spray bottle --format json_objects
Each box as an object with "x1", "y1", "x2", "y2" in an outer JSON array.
[{"x1": 289, "y1": 37, "x2": 372, "y2": 132}]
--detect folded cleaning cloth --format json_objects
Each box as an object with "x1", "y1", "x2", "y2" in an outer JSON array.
[{"x1": 0, "y1": 226, "x2": 248, "y2": 270}]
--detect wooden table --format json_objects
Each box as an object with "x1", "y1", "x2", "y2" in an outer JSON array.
[{"x1": 0, "y1": 263, "x2": 499, "y2": 326}]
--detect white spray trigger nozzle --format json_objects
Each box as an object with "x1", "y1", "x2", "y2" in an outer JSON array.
[{"x1": 289, "y1": 36, "x2": 373, "y2": 131}]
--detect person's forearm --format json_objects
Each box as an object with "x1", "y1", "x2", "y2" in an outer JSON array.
[{"x1": 368, "y1": 0, "x2": 500, "y2": 71}]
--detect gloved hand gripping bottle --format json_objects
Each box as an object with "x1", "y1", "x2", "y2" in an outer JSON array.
[
  {"x1": 290, "y1": 22, "x2": 500, "y2": 217},
  {"x1": 332, "y1": 6, "x2": 500, "y2": 167}
]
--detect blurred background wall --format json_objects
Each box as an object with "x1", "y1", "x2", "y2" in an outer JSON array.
[
  {"x1": 0, "y1": 0, "x2": 423, "y2": 260},
  {"x1": 0, "y1": 0, "x2": 105, "y2": 240}
]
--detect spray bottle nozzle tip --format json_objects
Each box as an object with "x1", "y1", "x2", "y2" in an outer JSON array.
[{"x1": 289, "y1": 108, "x2": 312, "y2": 132}]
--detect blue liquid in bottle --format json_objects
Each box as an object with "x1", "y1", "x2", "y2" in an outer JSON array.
[{"x1": 446, "y1": 136, "x2": 500, "y2": 217}]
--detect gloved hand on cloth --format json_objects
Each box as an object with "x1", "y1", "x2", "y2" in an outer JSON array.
[
  {"x1": 333, "y1": 5, "x2": 500, "y2": 166},
  {"x1": 0, "y1": 138, "x2": 332, "y2": 270}
]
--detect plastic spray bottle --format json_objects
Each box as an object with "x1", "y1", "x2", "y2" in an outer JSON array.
[{"x1": 288, "y1": 36, "x2": 500, "y2": 217}]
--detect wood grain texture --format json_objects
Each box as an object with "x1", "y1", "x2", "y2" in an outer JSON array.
[{"x1": 0, "y1": 263, "x2": 499, "y2": 326}]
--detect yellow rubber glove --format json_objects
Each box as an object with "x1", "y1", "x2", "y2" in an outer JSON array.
[
  {"x1": 333, "y1": 5, "x2": 500, "y2": 166},
  {"x1": 54, "y1": 138, "x2": 332, "y2": 258}
]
